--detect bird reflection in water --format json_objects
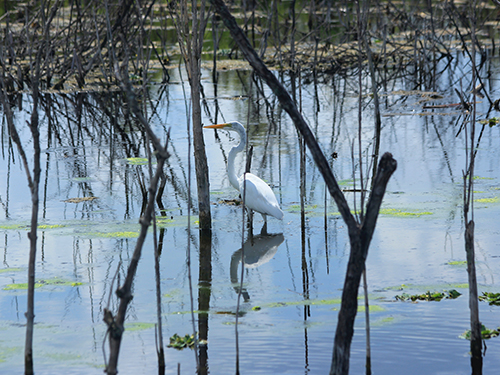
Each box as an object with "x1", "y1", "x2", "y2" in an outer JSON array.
[{"x1": 230, "y1": 233, "x2": 285, "y2": 302}]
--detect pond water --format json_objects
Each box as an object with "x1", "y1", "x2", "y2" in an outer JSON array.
[{"x1": 1, "y1": 51, "x2": 500, "y2": 375}]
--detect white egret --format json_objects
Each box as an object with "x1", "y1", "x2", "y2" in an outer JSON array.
[{"x1": 204, "y1": 121, "x2": 283, "y2": 229}]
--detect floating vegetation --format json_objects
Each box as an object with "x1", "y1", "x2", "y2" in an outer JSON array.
[
  {"x1": 356, "y1": 305, "x2": 385, "y2": 313},
  {"x1": 478, "y1": 117, "x2": 499, "y2": 127},
  {"x1": 447, "y1": 261, "x2": 467, "y2": 266},
  {"x1": 385, "y1": 283, "x2": 469, "y2": 292},
  {"x1": 472, "y1": 176, "x2": 495, "y2": 180},
  {"x1": 459, "y1": 325, "x2": 500, "y2": 340},
  {"x1": 156, "y1": 215, "x2": 199, "y2": 228},
  {"x1": 474, "y1": 196, "x2": 499, "y2": 204},
  {"x1": 0, "y1": 268, "x2": 23, "y2": 273},
  {"x1": 64, "y1": 197, "x2": 98, "y2": 203},
  {"x1": 125, "y1": 157, "x2": 155, "y2": 165},
  {"x1": 478, "y1": 292, "x2": 500, "y2": 306},
  {"x1": 218, "y1": 198, "x2": 241, "y2": 206},
  {"x1": 3, "y1": 278, "x2": 83, "y2": 291},
  {"x1": 0, "y1": 224, "x2": 27, "y2": 230},
  {"x1": 380, "y1": 208, "x2": 433, "y2": 217},
  {"x1": 91, "y1": 231, "x2": 139, "y2": 238},
  {"x1": 125, "y1": 322, "x2": 156, "y2": 332},
  {"x1": 288, "y1": 204, "x2": 319, "y2": 213},
  {"x1": 167, "y1": 333, "x2": 196, "y2": 350},
  {"x1": 38, "y1": 224, "x2": 66, "y2": 230},
  {"x1": 395, "y1": 289, "x2": 461, "y2": 302}
]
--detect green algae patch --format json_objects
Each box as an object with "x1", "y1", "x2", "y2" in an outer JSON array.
[
  {"x1": 156, "y1": 215, "x2": 199, "y2": 228},
  {"x1": 380, "y1": 208, "x2": 433, "y2": 217},
  {"x1": 266, "y1": 298, "x2": 341, "y2": 309},
  {"x1": 92, "y1": 231, "x2": 139, "y2": 238},
  {"x1": 287, "y1": 204, "x2": 319, "y2": 213},
  {"x1": 38, "y1": 224, "x2": 66, "y2": 230},
  {"x1": 0, "y1": 268, "x2": 22, "y2": 273},
  {"x1": 126, "y1": 322, "x2": 156, "y2": 331},
  {"x1": 0, "y1": 224, "x2": 28, "y2": 230},
  {"x1": 3, "y1": 278, "x2": 83, "y2": 291},
  {"x1": 474, "y1": 196, "x2": 499, "y2": 204},
  {"x1": 447, "y1": 260, "x2": 467, "y2": 266},
  {"x1": 357, "y1": 304, "x2": 385, "y2": 313},
  {"x1": 125, "y1": 157, "x2": 154, "y2": 165}
]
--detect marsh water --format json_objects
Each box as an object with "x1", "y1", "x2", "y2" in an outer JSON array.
[{"x1": 2, "y1": 51, "x2": 500, "y2": 375}]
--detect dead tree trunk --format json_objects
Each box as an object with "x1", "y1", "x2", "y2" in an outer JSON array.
[
  {"x1": 209, "y1": 2, "x2": 397, "y2": 374},
  {"x1": 172, "y1": 0, "x2": 212, "y2": 230}
]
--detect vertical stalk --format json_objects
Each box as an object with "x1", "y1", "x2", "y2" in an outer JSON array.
[{"x1": 465, "y1": 1, "x2": 482, "y2": 373}]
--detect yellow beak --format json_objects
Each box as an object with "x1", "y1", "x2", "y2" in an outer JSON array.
[{"x1": 203, "y1": 123, "x2": 230, "y2": 129}]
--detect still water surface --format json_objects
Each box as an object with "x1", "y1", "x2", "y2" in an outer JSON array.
[{"x1": 1, "y1": 53, "x2": 500, "y2": 374}]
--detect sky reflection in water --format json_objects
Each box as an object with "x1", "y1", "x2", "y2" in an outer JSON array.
[{"x1": 1, "y1": 54, "x2": 500, "y2": 374}]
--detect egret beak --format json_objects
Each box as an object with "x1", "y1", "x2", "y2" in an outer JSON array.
[{"x1": 203, "y1": 123, "x2": 230, "y2": 129}]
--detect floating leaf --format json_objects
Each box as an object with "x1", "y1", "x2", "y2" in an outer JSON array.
[
  {"x1": 479, "y1": 292, "x2": 500, "y2": 306},
  {"x1": 395, "y1": 289, "x2": 461, "y2": 302},
  {"x1": 167, "y1": 333, "x2": 196, "y2": 350},
  {"x1": 460, "y1": 324, "x2": 500, "y2": 340}
]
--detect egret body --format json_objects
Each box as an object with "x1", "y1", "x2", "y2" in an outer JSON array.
[{"x1": 204, "y1": 121, "x2": 283, "y2": 226}]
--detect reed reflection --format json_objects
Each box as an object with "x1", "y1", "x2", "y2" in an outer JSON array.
[{"x1": 230, "y1": 232, "x2": 284, "y2": 301}]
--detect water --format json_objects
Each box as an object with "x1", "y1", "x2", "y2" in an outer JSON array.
[{"x1": 1, "y1": 52, "x2": 500, "y2": 374}]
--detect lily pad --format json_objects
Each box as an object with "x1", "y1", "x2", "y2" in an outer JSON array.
[
  {"x1": 459, "y1": 324, "x2": 500, "y2": 340},
  {"x1": 167, "y1": 333, "x2": 196, "y2": 350},
  {"x1": 478, "y1": 292, "x2": 500, "y2": 306}
]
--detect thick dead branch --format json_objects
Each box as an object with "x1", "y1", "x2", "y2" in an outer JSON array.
[
  {"x1": 209, "y1": 2, "x2": 397, "y2": 374},
  {"x1": 103, "y1": 68, "x2": 170, "y2": 375}
]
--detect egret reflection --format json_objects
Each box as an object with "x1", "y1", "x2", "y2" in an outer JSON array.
[{"x1": 230, "y1": 233, "x2": 285, "y2": 301}]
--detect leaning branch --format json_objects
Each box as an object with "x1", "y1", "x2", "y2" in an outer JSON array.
[
  {"x1": 209, "y1": 2, "x2": 397, "y2": 374},
  {"x1": 103, "y1": 65, "x2": 170, "y2": 375},
  {"x1": 209, "y1": 0, "x2": 357, "y2": 234}
]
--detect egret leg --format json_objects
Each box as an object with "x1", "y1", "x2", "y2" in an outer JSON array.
[{"x1": 260, "y1": 214, "x2": 268, "y2": 235}]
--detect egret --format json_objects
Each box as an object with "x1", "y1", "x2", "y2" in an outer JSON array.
[{"x1": 204, "y1": 121, "x2": 283, "y2": 230}]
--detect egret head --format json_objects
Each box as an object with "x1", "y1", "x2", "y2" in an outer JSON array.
[{"x1": 203, "y1": 121, "x2": 242, "y2": 132}]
